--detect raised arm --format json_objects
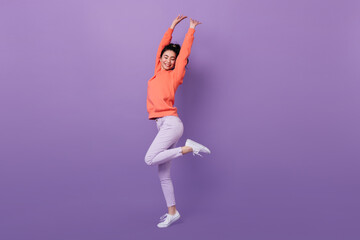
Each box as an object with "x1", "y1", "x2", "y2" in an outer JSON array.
[
  {"x1": 172, "y1": 18, "x2": 202, "y2": 86},
  {"x1": 154, "y1": 15, "x2": 187, "y2": 74},
  {"x1": 154, "y1": 28, "x2": 173, "y2": 74}
]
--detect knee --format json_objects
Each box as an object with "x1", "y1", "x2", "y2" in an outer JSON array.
[{"x1": 144, "y1": 154, "x2": 153, "y2": 166}]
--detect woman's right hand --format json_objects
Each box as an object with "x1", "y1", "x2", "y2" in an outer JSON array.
[{"x1": 170, "y1": 14, "x2": 187, "y2": 29}]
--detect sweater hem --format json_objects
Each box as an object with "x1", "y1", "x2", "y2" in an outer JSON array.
[{"x1": 148, "y1": 112, "x2": 179, "y2": 120}]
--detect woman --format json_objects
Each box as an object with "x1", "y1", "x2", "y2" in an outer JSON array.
[{"x1": 144, "y1": 15, "x2": 211, "y2": 228}]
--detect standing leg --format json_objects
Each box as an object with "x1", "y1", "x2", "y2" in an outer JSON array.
[
  {"x1": 145, "y1": 116, "x2": 183, "y2": 215},
  {"x1": 158, "y1": 147, "x2": 176, "y2": 207}
]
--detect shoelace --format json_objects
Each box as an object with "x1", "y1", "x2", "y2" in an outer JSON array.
[
  {"x1": 159, "y1": 213, "x2": 168, "y2": 222},
  {"x1": 193, "y1": 150, "x2": 203, "y2": 157}
]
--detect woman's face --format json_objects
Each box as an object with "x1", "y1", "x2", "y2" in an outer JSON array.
[{"x1": 160, "y1": 50, "x2": 176, "y2": 70}]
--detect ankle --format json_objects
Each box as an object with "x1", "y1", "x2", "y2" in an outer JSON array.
[
  {"x1": 168, "y1": 206, "x2": 177, "y2": 215},
  {"x1": 181, "y1": 146, "x2": 193, "y2": 155}
]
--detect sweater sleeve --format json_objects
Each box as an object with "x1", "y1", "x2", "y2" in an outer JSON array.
[
  {"x1": 154, "y1": 28, "x2": 174, "y2": 74},
  {"x1": 172, "y1": 28, "x2": 195, "y2": 87}
]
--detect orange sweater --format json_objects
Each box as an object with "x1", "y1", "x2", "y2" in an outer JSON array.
[{"x1": 147, "y1": 27, "x2": 195, "y2": 119}]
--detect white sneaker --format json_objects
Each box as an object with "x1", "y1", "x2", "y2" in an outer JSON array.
[
  {"x1": 185, "y1": 139, "x2": 211, "y2": 157},
  {"x1": 157, "y1": 210, "x2": 181, "y2": 228}
]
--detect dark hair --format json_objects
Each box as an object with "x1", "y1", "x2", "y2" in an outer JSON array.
[{"x1": 160, "y1": 43, "x2": 189, "y2": 69}]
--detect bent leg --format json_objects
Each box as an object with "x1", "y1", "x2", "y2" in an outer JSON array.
[{"x1": 145, "y1": 119, "x2": 184, "y2": 166}]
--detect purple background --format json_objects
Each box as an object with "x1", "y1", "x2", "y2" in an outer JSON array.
[{"x1": 1, "y1": 0, "x2": 360, "y2": 239}]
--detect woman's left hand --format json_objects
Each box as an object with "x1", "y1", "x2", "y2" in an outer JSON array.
[{"x1": 190, "y1": 18, "x2": 202, "y2": 29}]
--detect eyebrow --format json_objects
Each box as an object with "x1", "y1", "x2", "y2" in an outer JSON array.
[{"x1": 164, "y1": 55, "x2": 175, "y2": 58}]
